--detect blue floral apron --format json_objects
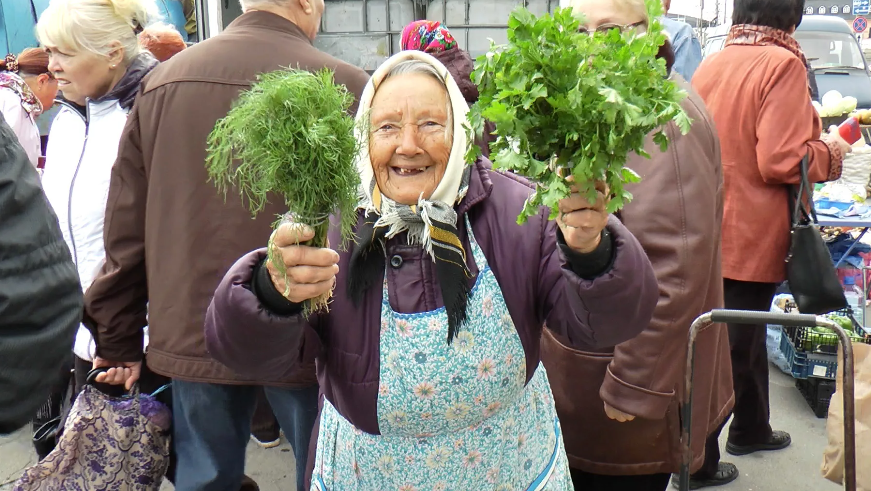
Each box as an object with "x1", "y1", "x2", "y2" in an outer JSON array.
[{"x1": 312, "y1": 217, "x2": 572, "y2": 491}]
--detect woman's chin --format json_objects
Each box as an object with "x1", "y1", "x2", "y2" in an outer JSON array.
[
  {"x1": 385, "y1": 186, "x2": 433, "y2": 205},
  {"x1": 381, "y1": 173, "x2": 437, "y2": 204}
]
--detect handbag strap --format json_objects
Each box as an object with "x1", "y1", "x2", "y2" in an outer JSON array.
[
  {"x1": 85, "y1": 367, "x2": 142, "y2": 406},
  {"x1": 790, "y1": 154, "x2": 818, "y2": 226}
]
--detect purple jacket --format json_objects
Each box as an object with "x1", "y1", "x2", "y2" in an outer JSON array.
[{"x1": 204, "y1": 160, "x2": 658, "y2": 435}]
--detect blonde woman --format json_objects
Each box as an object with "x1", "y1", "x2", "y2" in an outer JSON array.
[
  {"x1": 36, "y1": 0, "x2": 159, "y2": 395},
  {"x1": 540, "y1": 1, "x2": 735, "y2": 490}
]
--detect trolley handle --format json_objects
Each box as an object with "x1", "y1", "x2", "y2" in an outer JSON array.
[{"x1": 710, "y1": 309, "x2": 819, "y2": 327}]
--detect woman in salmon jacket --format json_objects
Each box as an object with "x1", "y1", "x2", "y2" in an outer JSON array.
[
  {"x1": 691, "y1": 0, "x2": 853, "y2": 487},
  {"x1": 205, "y1": 50, "x2": 659, "y2": 491}
]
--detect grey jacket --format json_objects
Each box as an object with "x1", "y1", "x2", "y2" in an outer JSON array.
[{"x1": 0, "y1": 113, "x2": 81, "y2": 434}]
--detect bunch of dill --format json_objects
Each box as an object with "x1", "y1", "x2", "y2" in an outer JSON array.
[{"x1": 206, "y1": 68, "x2": 361, "y2": 313}]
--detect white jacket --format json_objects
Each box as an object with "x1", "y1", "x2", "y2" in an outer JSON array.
[
  {"x1": 0, "y1": 87, "x2": 41, "y2": 167},
  {"x1": 42, "y1": 100, "x2": 147, "y2": 361}
]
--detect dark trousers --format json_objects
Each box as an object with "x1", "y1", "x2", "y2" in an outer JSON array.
[
  {"x1": 570, "y1": 468, "x2": 670, "y2": 491},
  {"x1": 695, "y1": 279, "x2": 778, "y2": 477},
  {"x1": 171, "y1": 379, "x2": 319, "y2": 491}
]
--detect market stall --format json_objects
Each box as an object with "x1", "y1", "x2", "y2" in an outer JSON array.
[{"x1": 772, "y1": 90, "x2": 871, "y2": 417}]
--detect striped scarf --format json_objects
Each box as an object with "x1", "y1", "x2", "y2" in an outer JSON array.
[{"x1": 349, "y1": 170, "x2": 473, "y2": 343}]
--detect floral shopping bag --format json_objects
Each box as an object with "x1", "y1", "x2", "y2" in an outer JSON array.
[{"x1": 13, "y1": 370, "x2": 171, "y2": 491}]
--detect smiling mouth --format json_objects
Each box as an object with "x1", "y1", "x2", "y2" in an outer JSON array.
[{"x1": 392, "y1": 166, "x2": 428, "y2": 176}]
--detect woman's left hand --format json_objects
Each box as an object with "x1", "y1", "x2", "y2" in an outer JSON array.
[{"x1": 557, "y1": 181, "x2": 610, "y2": 253}]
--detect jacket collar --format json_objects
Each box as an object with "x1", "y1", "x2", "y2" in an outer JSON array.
[
  {"x1": 456, "y1": 159, "x2": 495, "y2": 216},
  {"x1": 92, "y1": 52, "x2": 159, "y2": 110},
  {"x1": 226, "y1": 11, "x2": 312, "y2": 45}
]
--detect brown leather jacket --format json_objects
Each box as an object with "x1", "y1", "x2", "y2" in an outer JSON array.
[
  {"x1": 82, "y1": 12, "x2": 369, "y2": 387},
  {"x1": 541, "y1": 76, "x2": 734, "y2": 475}
]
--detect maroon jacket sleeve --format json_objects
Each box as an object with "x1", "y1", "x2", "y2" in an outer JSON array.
[
  {"x1": 204, "y1": 249, "x2": 320, "y2": 380},
  {"x1": 541, "y1": 215, "x2": 659, "y2": 350}
]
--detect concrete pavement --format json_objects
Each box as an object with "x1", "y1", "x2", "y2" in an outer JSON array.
[{"x1": 0, "y1": 367, "x2": 847, "y2": 490}]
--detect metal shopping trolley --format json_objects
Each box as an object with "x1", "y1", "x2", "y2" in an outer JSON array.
[{"x1": 678, "y1": 310, "x2": 858, "y2": 491}]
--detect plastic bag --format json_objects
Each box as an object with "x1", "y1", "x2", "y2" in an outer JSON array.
[{"x1": 767, "y1": 294, "x2": 794, "y2": 375}]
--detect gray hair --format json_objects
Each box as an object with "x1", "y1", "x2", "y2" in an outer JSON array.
[{"x1": 380, "y1": 60, "x2": 454, "y2": 142}]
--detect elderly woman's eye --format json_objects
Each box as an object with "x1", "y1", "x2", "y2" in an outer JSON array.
[{"x1": 376, "y1": 124, "x2": 397, "y2": 132}]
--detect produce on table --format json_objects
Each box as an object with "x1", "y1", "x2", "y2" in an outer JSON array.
[
  {"x1": 854, "y1": 108, "x2": 871, "y2": 125},
  {"x1": 466, "y1": 0, "x2": 691, "y2": 224},
  {"x1": 815, "y1": 90, "x2": 858, "y2": 118},
  {"x1": 206, "y1": 69, "x2": 361, "y2": 313},
  {"x1": 816, "y1": 181, "x2": 867, "y2": 202},
  {"x1": 800, "y1": 313, "x2": 869, "y2": 351}
]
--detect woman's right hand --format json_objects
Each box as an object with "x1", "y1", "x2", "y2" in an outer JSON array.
[
  {"x1": 826, "y1": 125, "x2": 854, "y2": 155},
  {"x1": 266, "y1": 223, "x2": 340, "y2": 304}
]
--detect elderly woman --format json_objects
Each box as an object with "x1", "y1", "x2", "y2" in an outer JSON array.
[
  {"x1": 205, "y1": 50, "x2": 658, "y2": 490},
  {"x1": 0, "y1": 48, "x2": 57, "y2": 168},
  {"x1": 540, "y1": 1, "x2": 733, "y2": 490},
  {"x1": 691, "y1": 0, "x2": 852, "y2": 487}
]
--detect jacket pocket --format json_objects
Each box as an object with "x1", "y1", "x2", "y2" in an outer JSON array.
[{"x1": 541, "y1": 328, "x2": 681, "y2": 474}]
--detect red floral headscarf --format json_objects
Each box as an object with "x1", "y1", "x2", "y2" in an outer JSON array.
[{"x1": 400, "y1": 20, "x2": 458, "y2": 54}]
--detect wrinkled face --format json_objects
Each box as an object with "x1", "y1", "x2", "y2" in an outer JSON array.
[
  {"x1": 369, "y1": 72, "x2": 452, "y2": 206},
  {"x1": 23, "y1": 73, "x2": 58, "y2": 112},
  {"x1": 45, "y1": 47, "x2": 118, "y2": 101},
  {"x1": 571, "y1": 0, "x2": 647, "y2": 34}
]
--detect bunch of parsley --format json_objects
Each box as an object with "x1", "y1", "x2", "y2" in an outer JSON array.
[
  {"x1": 466, "y1": 0, "x2": 692, "y2": 223},
  {"x1": 206, "y1": 68, "x2": 360, "y2": 312}
]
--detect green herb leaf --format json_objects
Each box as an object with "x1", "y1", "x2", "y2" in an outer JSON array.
[{"x1": 467, "y1": 0, "x2": 692, "y2": 223}]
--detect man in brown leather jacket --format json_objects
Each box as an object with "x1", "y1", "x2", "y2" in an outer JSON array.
[
  {"x1": 81, "y1": 0, "x2": 369, "y2": 489},
  {"x1": 541, "y1": 45, "x2": 735, "y2": 491}
]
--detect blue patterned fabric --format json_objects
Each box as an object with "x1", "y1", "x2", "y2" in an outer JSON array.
[{"x1": 312, "y1": 216, "x2": 572, "y2": 490}]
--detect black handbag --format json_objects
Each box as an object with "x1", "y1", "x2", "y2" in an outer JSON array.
[{"x1": 785, "y1": 154, "x2": 848, "y2": 314}]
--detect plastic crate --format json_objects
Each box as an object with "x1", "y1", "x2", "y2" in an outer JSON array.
[
  {"x1": 776, "y1": 306, "x2": 871, "y2": 380},
  {"x1": 795, "y1": 377, "x2": 836, "y2": 418},
  {"x1": 778, "y1": 330, "x2": 838, "y2": 379}
]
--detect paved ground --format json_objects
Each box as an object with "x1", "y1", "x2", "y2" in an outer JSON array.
[{"x1": 0, "y1": 367, "x2": 845, "y2": 490}]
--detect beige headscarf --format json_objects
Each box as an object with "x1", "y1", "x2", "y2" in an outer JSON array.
[
  {"x1": 349, "y1": 50, "x2": 476, "y2": 343},
  {"x1": 355, "y1": 50, "x2": 471, "y2": 221}
]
